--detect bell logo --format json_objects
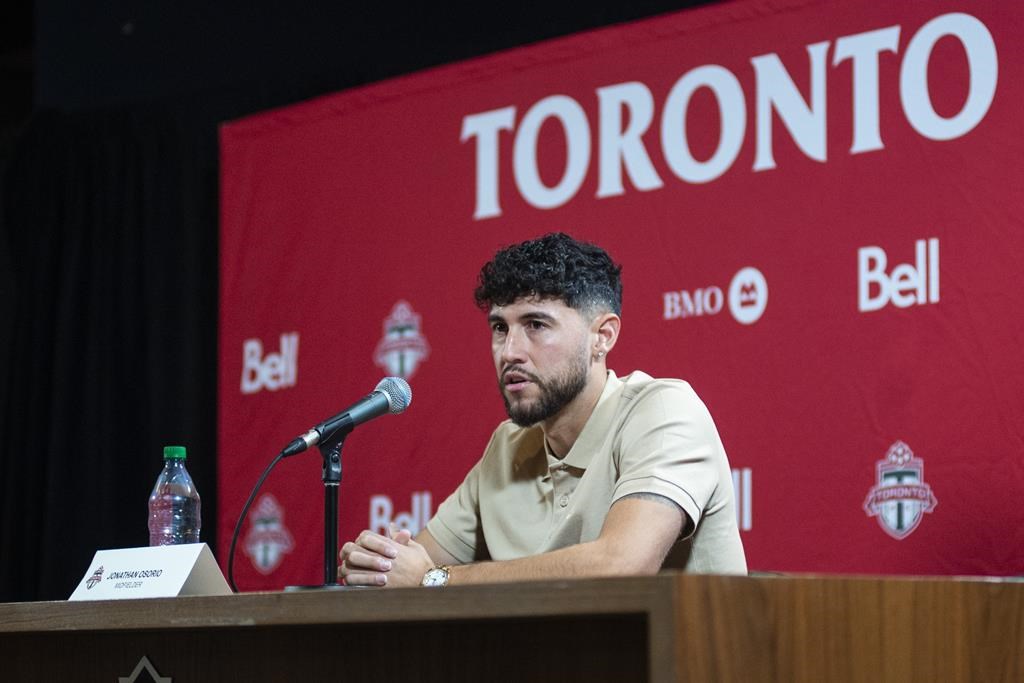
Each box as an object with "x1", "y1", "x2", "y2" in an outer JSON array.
[
  {"x1": 369, "y1": 491, "x2": 433, "y2": 536},
  {"x1": 858, "y1": 238, "x2": 939, "y2": 312},
  {"x1": 241, "y1": 333, "x2": 299, "y2": 394},
  {"x1": 731, "y1": 467, "x2": 753, "y2": 532}
]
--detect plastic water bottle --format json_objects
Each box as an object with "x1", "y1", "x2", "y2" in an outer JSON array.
[{"x1": 148, "y1": 445, "x2": 202, "y2": 545}]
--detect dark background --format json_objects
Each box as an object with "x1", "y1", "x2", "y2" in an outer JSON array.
[{"x1": 0, "y1": 1, "x2": 715, "y2": 601}]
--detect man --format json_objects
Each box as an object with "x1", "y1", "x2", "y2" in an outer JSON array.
[{"x1": 340, "y1": 232, "x2": 746, "y2": 587}]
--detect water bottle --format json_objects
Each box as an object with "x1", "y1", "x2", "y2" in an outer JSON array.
[{"x1": 148, "y1": 445, "x2": 202, "y2": 545}]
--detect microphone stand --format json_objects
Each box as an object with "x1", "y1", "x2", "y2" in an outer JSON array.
[
  {"x1": 286, "y1": 428, "x2": 363, "y2": 591},
  {"x1": 284, "y1": 413, "x2": 386, "y2": 591},
  {"x1": 318, "y1": 431, "x2": 345, "y2": 587}
]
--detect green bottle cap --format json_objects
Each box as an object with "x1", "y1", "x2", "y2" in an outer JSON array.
[{"x1": 163, "y1": 445, "x2": 187, "y2": 460}]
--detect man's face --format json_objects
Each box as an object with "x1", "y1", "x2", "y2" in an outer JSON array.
[{"x1": 488, "y1": 297, "x2": 592, "y2": 427}]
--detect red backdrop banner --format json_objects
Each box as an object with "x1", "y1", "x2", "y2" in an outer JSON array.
[{"x1": 219, "y1": 0, "x2": 1024, "y2": 589}]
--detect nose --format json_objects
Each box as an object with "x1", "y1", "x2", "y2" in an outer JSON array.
[{"x1": 498, "y1": 326, "x2": 527, "y2": 367}]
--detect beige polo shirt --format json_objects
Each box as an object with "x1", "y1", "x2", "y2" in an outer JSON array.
[{"x1": 427, "y1": 370, "x2": 747, "y2": 574}]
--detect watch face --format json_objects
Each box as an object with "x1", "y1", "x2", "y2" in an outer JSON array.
[{"x1": 422, "y1": 567, "x2": 449, "y2": 587}]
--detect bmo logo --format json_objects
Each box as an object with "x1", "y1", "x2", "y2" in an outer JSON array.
[
  {"x1": 728, "y1": 267, "x2": 768, "y2": 325},
  {"x1": 663, "y1": 286, "x2": 723, "y2": 320},
  {"x1": 663, "y1": 267, "x2": 768, "y2": 325},
  {"x1": 858, "y1": 238, "x2": 939, "y2": 313},
  {"x1": 240, "y1": 332, "x2": 299, "y2": 394}
]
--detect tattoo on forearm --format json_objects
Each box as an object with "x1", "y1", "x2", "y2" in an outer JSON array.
[
  {"x1": 619, "y1": 492, "x2": 683, "y2": 512},
  {"x1": 614, "y1": 491, "x2": 688, "y2": 540},
  {"x1": 618, "y1": 492, "x2": 689, "y2": 534}
]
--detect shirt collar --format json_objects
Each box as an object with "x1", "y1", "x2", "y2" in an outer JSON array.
[{"x1": 560, "y1": 370, "x2": 622, "y2": 470}]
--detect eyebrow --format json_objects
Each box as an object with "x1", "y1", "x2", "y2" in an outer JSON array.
[{"x1": 488, "y1": 310, "x2": 558, "y2": 325}]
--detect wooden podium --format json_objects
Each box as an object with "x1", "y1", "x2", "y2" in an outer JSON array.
[{"x1": 1, "y1": 572, "x2": 1021, "y2": 682}]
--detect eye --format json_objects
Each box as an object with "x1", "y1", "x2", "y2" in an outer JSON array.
[
  {"x1": 490, "y1": 322, "x2": 508, "y2": 334},
  {"x1": 527, "y1": 320, "x2": 547, "y2": 331}
]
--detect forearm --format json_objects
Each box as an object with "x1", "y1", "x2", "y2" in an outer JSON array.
[
  {"x1": 341, "y1": 497, "x2": 682, "y2": 588},
  {"x1": 444, "y1": 495, "x2": 683, "y2": 585},
  {"x1": 447, "y1": 537, "x2": 660, "y2": 585}
]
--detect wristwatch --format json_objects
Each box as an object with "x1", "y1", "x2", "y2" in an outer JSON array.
[{"x1": 420, "y1": 565, "x2": 452, "y2": 587}]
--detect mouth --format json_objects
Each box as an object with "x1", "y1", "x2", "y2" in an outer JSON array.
[{"x1": 502, "y1": 369, "x2": 535, "y2": 393}]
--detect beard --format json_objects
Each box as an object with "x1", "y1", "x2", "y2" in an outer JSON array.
[{"x1": 500, "y1": 348, "x2": 589, "y2": 427}]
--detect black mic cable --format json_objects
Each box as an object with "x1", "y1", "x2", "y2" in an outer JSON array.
[{"x1": 228, "y1": 449, "x2": 286, "y2": 593}]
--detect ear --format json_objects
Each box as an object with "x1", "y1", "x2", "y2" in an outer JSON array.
[{"x1": 591, "y1": 312, "x2": 621, "y2": 360}]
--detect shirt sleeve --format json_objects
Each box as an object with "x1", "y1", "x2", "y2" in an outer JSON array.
[
  {"x1": 425, "y1": 430, "x2": 497, "y2": 564},
  {"x1": 610, "y1": 381, "x2": 725, "y2": 538}
]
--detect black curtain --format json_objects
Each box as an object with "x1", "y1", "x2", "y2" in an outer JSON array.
[
  {"x1": 0, "y1": 105, "x2": 219, "y2": 601},
  {"x1": 0, "y1": 85, "x2": 383, "y2": 601}
]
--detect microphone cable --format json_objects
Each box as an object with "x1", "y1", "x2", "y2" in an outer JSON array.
[{"x1": 227, "y1": 449, "x2": 287, "y2": 593}]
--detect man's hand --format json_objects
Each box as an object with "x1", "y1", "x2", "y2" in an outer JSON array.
[{"x1": 339, "y1": 526, "x2": 434, "y2": 588}]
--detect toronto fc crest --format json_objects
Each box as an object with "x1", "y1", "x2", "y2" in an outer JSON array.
[
  {"x1": 244, "y1": 493, "x2": 295, "y2": 574},
  {"x1": 863, "y1": 441, "x2": 938, "y2": 539},
  {"x1": 374, "y1": 300, "x2": 430, "y2": 379},
  {"x1": 86, "y1": 565, "x2": 104, "y2": 589}
]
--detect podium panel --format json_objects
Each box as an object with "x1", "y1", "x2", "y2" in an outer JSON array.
[{"x1": 1, "y1": 573, "x2": 1021, "y2": 682}]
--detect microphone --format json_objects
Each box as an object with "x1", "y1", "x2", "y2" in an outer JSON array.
[{"x1": 281, "y1": 377, "x2": 412, "y2": 457}]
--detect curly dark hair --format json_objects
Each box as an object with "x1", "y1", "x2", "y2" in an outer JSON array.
[{"x1": 474, "y1": 232, "x2": 622, "y2": 316}]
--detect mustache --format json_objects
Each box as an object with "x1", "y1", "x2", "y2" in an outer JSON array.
[{"x1": 500, "y1": 365, "x2": 541, "y2": 384}]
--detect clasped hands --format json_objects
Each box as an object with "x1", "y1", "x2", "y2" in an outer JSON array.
[{"x1": 338, "y1": 525, "x2": 434, "y2": 588}]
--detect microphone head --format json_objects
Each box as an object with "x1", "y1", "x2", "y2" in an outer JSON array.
[{"x1": 375, "y1": 377, "x2": 412, "y2": 414}]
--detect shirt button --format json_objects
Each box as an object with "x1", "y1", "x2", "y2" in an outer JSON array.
[{"x1": 558, "y1": 494, "x2": 569, "y2": 508}]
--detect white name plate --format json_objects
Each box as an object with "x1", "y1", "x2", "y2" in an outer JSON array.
[{"x1": 69, "y1": 543, "x2": 232, "y2": 601}]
